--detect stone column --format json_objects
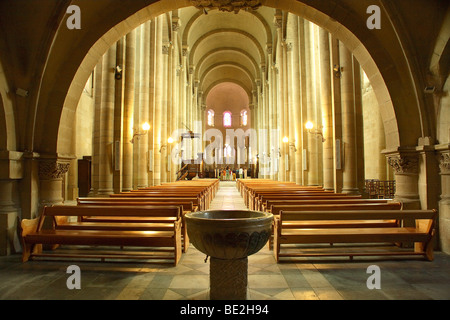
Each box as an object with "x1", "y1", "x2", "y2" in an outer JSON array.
[
  {"x1": 386, "y1": 150, "x2": 420, "y2": 209},
  {"x1": 66, "y1": 112, "x2": 78, "y2": 200},
  {"x1": 305, "y1": 21, "x2": 319, "y2": 186},
  {"x1": 0, "y1": 151, "x2": 23, "y2": 255},
  {"x1": 90, "y1": 59, "x2": 103, "y2": 196},
  {"x1": 137, "y1": 22, "x2": 150, "y2": 189},
  {"x1": 153, "y1": 16, "x2": 163, "y2": 186},
  {"x1": 437, "y1": 146, "x2": 449, "y2": 254},
  {"x1": 39, "y1": 158, "x2": 71, "y2": 207},
  {"x1": 339, "y1": 42, "x2": 359, "y2": 194},
  {"x1": 113, "y1": 38, "x2": 124, "y2": 193},
  {"x1": 98, "y1": 45, "x2": 116, "y2": 195},
  {"x1": 319, "y1": 28, "x2": 334, "y2": 191},
  {"x1": 160, "y1": 43, "x2": 170, "y2": 184},
  {"x1": 148, "y1": 20, "x2": 156, "y2": 186},
  {"x1": 0, "y1": 179, "x2": 21, "y2": 255},
  {"x1": 122, "y1": 30, "x2": 136, "y2": 192},
  {"x1": 297, "y1": 17, "x2": 306, "y2": 185}
]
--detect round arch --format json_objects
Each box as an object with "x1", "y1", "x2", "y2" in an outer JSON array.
[{"x1": 31, "y1": 0, "x2": 431, "y2": 157}]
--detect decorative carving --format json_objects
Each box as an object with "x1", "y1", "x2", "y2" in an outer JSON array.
[
  {"x1": 387, "y1": 154, "x2": 419, "y2": 174},
  {"x1": 191, "y1": 230, "x2": 271, "y2": 259},
  {"x1": 439, "y1": 152, "x2": 450, "y2": 174},
  {"x1": 39, "y1": 160, "x2": 70, "y2": 180},
  {"x1": 172, "y1": 20, "x2": 180, "y2": 32},
  {"x1": 190, "y1": 0, "x2": 263, "y2": 14},
  {"x1": 210, "y1": 257, "x2": 247, "y2": 300}
]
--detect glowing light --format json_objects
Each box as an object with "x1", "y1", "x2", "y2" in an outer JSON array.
[
  {"x1": 142, "y1": 122, "x2": 151, "y2": 131},
  {"x1": 305, "y1": 121, "x2": 314, "y2": 130}
]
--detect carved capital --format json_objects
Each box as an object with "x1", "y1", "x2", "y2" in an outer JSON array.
[
  {"x1": 191, "y1": 0, "x2": 263, "y2": 14},
  {"x1": 39, "y1": 159, "x2": 70, "y2": 180},
  {"x1": 387, "y1": 154, "x2": 419, "y2": 174},
  {"x1": 439, "y1": 152, "x2": 450, "y2": 174}
]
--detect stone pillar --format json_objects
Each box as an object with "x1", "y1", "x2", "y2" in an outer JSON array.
[
  {"x1": 0, "y1": 151, "x2": 22, "y2": 255},
  {"x1": 66, "y1": 113, "x2": 78, "y2": 200},
  {"x1": 171, "y1": 17, "x2": 180, "y2": 182},
  {"x1": 339, "y1": 42, "x2": 359, "y2": 194},
  {"x1": 160, "y1": 43, "x2": 170, "y2": 184},
  {"x1": 153, "y1": 16, "x2": 163, "y2": 186},
  {"x1": 437, "y1": 146, "x2": 450, "y2": 254},
  {"x1": 39, "y1": 158, "x2": 71, "y2": 207},
  {"x1": 90, "y1": 59, "x2": 103, "y2": 196},
  {"x1": 122, "y1": 30, "x2": 136, "y2": 192},
  {"x1": 297, "y1": 17, "x2": 307, "y2": 185},
  {"x1": 113, "y1": 39, "x2": 124, "y2": 194},
  {"x1": 386, "y1": 150, "x2": 420, "y2": 209},
  {"x1": 286, "y1": 42, "x2": 296, "y2": 183},
  {"x1": 98, "y1": 45, "x2": 116, "y2": 195},
  {"x1": 319, "y1": 28, "x2": 334, "y2": 191},
  {"x1": 305, "y1": 21, "x2": 319, "y2": 186},
  {"x1": 137, "y1": 22, "x2": 150, "y2": 189},
  {"x1": 0, "y1": 179, "x2": 21, "y2": 255}
]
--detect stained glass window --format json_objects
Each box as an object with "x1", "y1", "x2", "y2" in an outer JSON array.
[
  {"x1": 240, "y1": 110, "x2": 248, "y2": 126},
  {"x1": 207, "y1": 109, "x2": 214, "y2": 126},
  {"x1": 223, "y1": 111, "x2": 232, "y2": 127}
]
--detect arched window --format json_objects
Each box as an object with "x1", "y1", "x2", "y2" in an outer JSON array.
[
  {"x1": 240, "y1": 110, "x2": 248, "y2": 126},
  {"x1": 207, "y1": 109, "x2": 215, "y2": 127},
  {"x1": 223, "y1": 111, "x2": 232, "y2": 127}
]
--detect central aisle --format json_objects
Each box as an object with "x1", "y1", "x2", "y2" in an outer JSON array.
[{"x1": 209, "y1": 181, "x2": 248, "y2": 211}]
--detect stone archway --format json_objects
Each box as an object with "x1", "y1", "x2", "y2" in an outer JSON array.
[{"x1": 31, "y1": 0, "x2": 429, "y2": 159}]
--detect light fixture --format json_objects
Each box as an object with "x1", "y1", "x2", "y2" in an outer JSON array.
[
  {"x1": 130, "y1": 122, "x2": 150, "y2": 143},
  {"x1": 115, "y1": 65, "x2": 123, "y2": 80},
  {"x1": 305, "y1": 121, "x2": 325, "y2": 142},
  {"x1": 333, "y1": 65, "x2": 342, "y2": 78},
  {"x1": 160, "y1": 137, "x2": 175, "y2": 153},
  {"x1": 283, "y1": 136, "x2": 297, "y2": 152}
]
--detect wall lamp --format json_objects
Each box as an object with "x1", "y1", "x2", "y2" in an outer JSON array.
[
  {"x1": 283, "y1": 136, "x2": 297, "y2": 152},
  {"x1": 115, "y1": 65, "x2": 123, "y2": 80},
  {"x1": 305, "y1": 121, "x2": 325, "y2": 142},
  {"x1": 159, "y1": 137, "x2": 174, "y2": 153},
  {"x1": 130, "y1": 122, "x2": 150, "y2": 143},
  {"x1": 333, "y1": 65, "x2": 342, "y2": 78}
]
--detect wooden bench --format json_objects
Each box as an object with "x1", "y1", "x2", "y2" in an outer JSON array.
[
  {"x1": 254, "y1": 194, "x2": 363, "y2": 211},
  {"x1": 77, "y1": 197, "x2": 194, "y2": 253},
  {"x1": 273, "y1": 209, "x2": 437, "y2": 262},
  {"x1": 20, "y1": 205, "x2": 183, "y2": 266},
  {"x1": 267, "y1": 202, "x2": 402, "y2": 249},
  {"x1": 264, "y1": 198, "x2": 392, "y2": 213},
  {"x1": 110, "y1": 193, "x2": 203, "y2": 210}
]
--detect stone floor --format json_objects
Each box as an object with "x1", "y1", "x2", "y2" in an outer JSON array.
[{"x1": 0, "y1": 181, "x2": 449, "y2": 302}]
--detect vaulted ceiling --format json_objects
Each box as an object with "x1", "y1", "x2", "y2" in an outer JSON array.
[{"x1": 178, "y1": 6, "x2": 276, "y2": 99}]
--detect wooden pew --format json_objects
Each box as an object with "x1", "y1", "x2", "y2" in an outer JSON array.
[
  {"x1": 110, "y1": 193, "x2": 204, "y2": 210},
  {"x1": 270, "y1": 202, "x2": 403, "y2": 216},
  {"x1": 273, "y1": 209, "x2": 437, "y2": 262},
  {"x1": 77, "y1": 197, "x2": 194, "y2": 253},
  {"x1": 20, "y1": 205, "x2": 183, "y2": 265},
  {"x1": 264, "y1": 198, "x2": 392, "y2": 213},
  {"x1": 267, "y1": 202, "x2": 403, "y2": 249},
  {"x1": 254, "y1": 194, "x2": 363, "y2": 211}
]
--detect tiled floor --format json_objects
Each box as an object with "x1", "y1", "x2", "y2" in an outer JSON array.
[{"x1": 0, "y1": 181, "x2": 449, "y2": 301}]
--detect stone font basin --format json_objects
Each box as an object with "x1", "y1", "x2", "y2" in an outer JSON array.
[{"x1": 185, "y1": 210, "x2": 273, "y2": 260}]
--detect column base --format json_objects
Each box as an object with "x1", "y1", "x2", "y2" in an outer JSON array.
[{"x1": 342, "y1": 188, "x2": 360, "y2": 195}]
